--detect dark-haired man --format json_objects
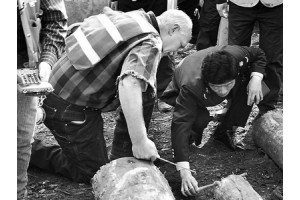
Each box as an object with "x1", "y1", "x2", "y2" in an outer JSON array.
[{"x1": 160, "y1": 45, "x2": 270, "y2": 196}]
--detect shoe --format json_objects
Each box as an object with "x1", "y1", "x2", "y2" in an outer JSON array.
[
  {"x1": 157, "y1": 99, "x2": 173, "y2": 113},
  {"x1": 194, "y1": 135, "x2": 202, "y2": 146},
  {"x1": 188, "y1": 131, "x2": 202, "y2": 146},
  {"x1": 213, "y1": 129, "x2": 237, "y2": 150}
]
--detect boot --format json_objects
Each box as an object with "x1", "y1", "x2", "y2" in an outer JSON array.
[
  {"x1": 157, "y1": 99, "x2": 173, "y2": 113},
  {"x1": 213, "y1": 129, "x2": 237, "y2": 150}
]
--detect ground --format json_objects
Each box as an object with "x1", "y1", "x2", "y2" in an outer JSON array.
[{"x1": 27, "y1": 48, "x2": 283, "y2": 200}]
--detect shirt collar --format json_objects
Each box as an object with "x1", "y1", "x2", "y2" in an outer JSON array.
[{"x1": 148, "y1": 11, "x2": 160, "y2": 34}]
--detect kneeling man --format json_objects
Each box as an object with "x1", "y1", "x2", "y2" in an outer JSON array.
[{"x1": 161, "y1": 45, "x2": 270, "y2": 196}]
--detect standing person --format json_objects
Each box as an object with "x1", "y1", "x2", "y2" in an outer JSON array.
[
  {"x1": 30, "y1": 7, "x2": 192, "y2": 183},
  {"x1": 196, "y1": 0, "x2": 221, "y2": 51},
  {"x1": 17, "y1": 0, "x2": 67, "y2": 199},
  {"x1": 177, "y1": 0, "x2": 201, "y2": 51},
  {"x1": 216, "y1": 0, "x2": 283, "y2": 113},
  {"x1": 109, "y1": 0, "x2": 176, "y2": 112},
  {"x1": 160, "y1": 45, "x2": 269, "y2": 196}
]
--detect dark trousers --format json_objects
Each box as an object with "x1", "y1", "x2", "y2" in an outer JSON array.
[
  {"x1": 30, "y1": 93, "x2": 108, "y2": 183},
  {"x1": 191, "y1": 107, "x2": 213, "y2": 143},
  {"x1": 228, "y1": 1, "x2": 283, "y2": 111},
  {"x1": 196, "y1": 0, "x2": 221, "y2": 50},
  {"x1": 118, "y1": 0, "x2": 167, "y2": 16},
  {"x1": 157, "y1": 55, "x2": 175, "y2": 98},
  {"x1": 110, "y1": 92, "x2": 156, "y2": 159},
  {"x1": 178, "y1": 0, "x2": 200, "y2": 44}
]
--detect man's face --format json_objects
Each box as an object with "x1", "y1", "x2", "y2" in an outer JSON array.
[
  {"x1": 161, "y1": 27, "x2": 189, "y2": 53},
  {"x1": 208, "y1": 79, "x2": 236, "y2": 97}
]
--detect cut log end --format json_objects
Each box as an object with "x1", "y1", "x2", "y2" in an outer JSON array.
[
  {"x1": 92, "y1": 157, "x2": 175, "y2": 200},
  {"x1": 214, "y1": 174, "x2": 263, "y2": 200}
]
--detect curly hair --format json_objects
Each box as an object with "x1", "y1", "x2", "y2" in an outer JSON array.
[{"x1": 202, "y1": 51, "x2": 238, "y2": 84}]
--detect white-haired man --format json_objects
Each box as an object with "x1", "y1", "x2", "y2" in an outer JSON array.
[{"x1": 30, "y1": 7, "x2": 192, "y2": 183}]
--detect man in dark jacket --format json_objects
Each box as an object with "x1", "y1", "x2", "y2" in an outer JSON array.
[{"x1": 161, "y1": 45, "x2": 270, "y2": 196}]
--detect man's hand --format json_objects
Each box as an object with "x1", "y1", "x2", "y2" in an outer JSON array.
[
  {"x1": 180, "y1": 169, "x2": 199, "y2": 197},
  {"x1": 247, "y1": 75, "x2": 263, "y2": 106},
  {"x1": 132, "y1": 138, "x2": 160, "y2": 162},
  {"x1": 216, "y1": 3, "x2": 228, "y2": 18},
  {"x1": 38, "y1": 61, "x2": 51, "y2": 82}
]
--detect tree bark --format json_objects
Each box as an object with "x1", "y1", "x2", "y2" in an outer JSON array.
[
  {"x1": 251, "y1": 110, "x2": 283, "y2": 169},
  {"x1": 92, "y1": 157, "x2": 175, "y2": 200},
  {"x1": 214, "y1": 174, "x2": 263, "y2": 200}
]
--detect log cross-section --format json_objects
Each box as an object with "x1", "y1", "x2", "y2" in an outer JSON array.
[{"x1": 92, "y1": 157, "x2": 175, "y2": 200}]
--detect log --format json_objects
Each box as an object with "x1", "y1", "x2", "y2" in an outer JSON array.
[
  {"x1": 64, "y1": 0, "x2": 109, "y2": 25},
  {"x1": 214, "y1": 174, "x2": 263, "y2": 200},
  {"x1": 251, "y1": 110, "x2": 283, "y2": 169},
  {"x1": 92, "y1": 157, "x2": 175, "y2": 200}
]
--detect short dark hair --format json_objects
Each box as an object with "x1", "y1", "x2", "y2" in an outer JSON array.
[{"x1": 202, "y1": 51, "x2": 238, "y2": 84}]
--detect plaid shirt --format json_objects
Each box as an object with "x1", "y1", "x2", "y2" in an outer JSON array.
[
  {"x1": 50, "y1": 8, "x2": 162, "y2": 111},
  {"x1": 17, "y1": 0, "x2": 68, "y2": 68}
]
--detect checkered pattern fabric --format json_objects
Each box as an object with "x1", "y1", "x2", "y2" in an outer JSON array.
[
  {"x1": 50, "y1": 8, "x2": 162, "y2": 111},
  {"x1": 39, "y1": 0, "x2": 68, "y2": 67}
]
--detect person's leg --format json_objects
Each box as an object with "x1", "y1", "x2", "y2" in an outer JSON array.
[
  {"x1": 196, "y1": 0, "x2": 221, "y2": 50},
  {"x1": 214, "y1": 77, "x2": 253, "y2": 149},
  {"x1": 110, "y1": 92, "x2": 155, "y2": 160},
  {"x1": 30, "y1": 93, "x2": 108, "y2": 183},
  {"x1": 227, "y1": 2, "x2": 256, "y2": 46},
  {"x1": 196, "y1": 30, "x2": 213, "y2": 51},
  {"x1": 17, "y1": 92, "x2": 37, "y2": 199},
  {"x1": 157, "y1": 55, "x2": 175, "y2": 98},
  {"x1": 156, "y1": 55, "x2": 175, "y2": 112},
  {"x1": 117, "y1": 0, "x2": 141, "y2": 12},
  {"x1": 177, "y1": 0, "x2": 200, "y2": 45},
  {"x1": 256, "y1": 3, "x2": 283, "y2": 112},
  {"x1": 191, "y1": 108, "x2": 213, "y2": 146},
  {"x1": 118, "y1": 0, "x2": 167, "y2": 15}
]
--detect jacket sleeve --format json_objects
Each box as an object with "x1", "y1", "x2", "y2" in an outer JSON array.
[
  {"x1": 242, "y1": 46, "x2": 267, "y2": 75},
  {"x1": 40, "y1": 0, "x2": 68, "y2": 67},
  {"x1": 171, "y1": 86, "x2": 199, "y2": 162}
]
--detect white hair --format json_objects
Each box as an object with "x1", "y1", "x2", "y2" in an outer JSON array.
[{"x1": 157, "y1": 9, "x2": 193, "y2": 39}]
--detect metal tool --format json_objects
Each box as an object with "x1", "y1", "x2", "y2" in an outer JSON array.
[
  {"x1": 157, "y1": 157, "x2": 197, "y2": 174},
  {"x1": 196, "y1": 182, "x2": 218, "y2": 193}
]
